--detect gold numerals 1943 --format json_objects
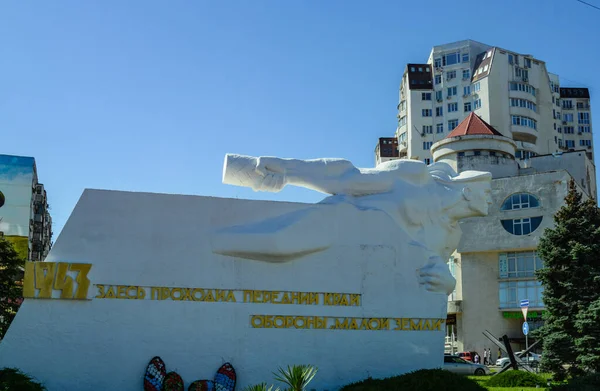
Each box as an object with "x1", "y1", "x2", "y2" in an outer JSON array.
[{"x1": 22, "y1": 262, "x2": 92, "y2": 300}]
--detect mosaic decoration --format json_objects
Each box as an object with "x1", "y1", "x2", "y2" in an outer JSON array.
[
  {"x1": 143, "y1": 356, "x2": 166, "y2": 391},
  {"x1": 163, "y1": 372, "x2": 185, "y2": 391},
  {"x1": 188, "y1": 380, "x2": 216, "y2": 391},
  {"x1": 214, "y1": 363, "x2": 236, "y2": 391},
  {"x1": 188, "y1": 362, "x2": 236, "y2": 391}
]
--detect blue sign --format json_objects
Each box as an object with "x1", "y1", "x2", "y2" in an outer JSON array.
[
  {"x1": 523, "y1": 321, "x2": 529, "y2": 336},
  {"x1": 520, "y1": 299, "x2": 530, "y2": 308}
]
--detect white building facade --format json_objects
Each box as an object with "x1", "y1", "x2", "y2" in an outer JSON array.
[
  {"x1": 427, "y1": 111, "x2": 596, "y2": 356},
  {"x1": 379, "y1": 40, "x2": 594, "y2": 167}
]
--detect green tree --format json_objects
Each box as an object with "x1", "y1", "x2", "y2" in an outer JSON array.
[
  {"x1": 535, "y1": 179, "x2": 600, "y2": 380},
  {"x1": 0, "y1": 236, "x2": 24, "y2": 339}
]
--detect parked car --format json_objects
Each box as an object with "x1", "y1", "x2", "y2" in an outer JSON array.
[
  {"x1": 457, "y1": 351, "x2": 480, "y2": 363},
  {"x1": 444, "y1": 355, "x2": 490, "y2": 375},
  {"x1": 496, "y1": 351, "x2": 541, "y2": 367}
]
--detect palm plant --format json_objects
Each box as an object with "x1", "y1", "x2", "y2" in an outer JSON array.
[
  {"x1": 243, "y1": 383, "x2": 279, "y2": 391},
  {"x1": 273, "y1": 365, "x2": 318, "y2": 391}
]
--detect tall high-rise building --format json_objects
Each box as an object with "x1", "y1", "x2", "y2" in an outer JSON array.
[
  {"x1": 374, "y1": 40, "x2": 596, "y2": 355},
  {"x1": 0, "y1": 154, "x2": 52, "y2": 261},
  {"x1": 378, "y1": 39, "x2": 593, "y2": 166}
]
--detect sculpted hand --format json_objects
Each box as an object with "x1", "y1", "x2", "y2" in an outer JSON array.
[
  {"x1": 417, "y1": 260, "x2": 456, "y2": 295},
  {"x1": 253, "y1": 157, "x2": 287, "y2": 192}
]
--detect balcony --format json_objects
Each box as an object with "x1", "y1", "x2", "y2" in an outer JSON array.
[
  {"x1": 447, "y1": 300, "x2": 462, "y2": 314},
  {"x1": 398, "y1": 141, "x2": 408, "y2": 153},
  {"x1": 511, "y1": 125, "x2": 538, "y2": 144}
]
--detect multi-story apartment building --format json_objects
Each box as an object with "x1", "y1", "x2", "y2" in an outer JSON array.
[
  {"x1": 374, "y1": 137, "x2": 400, "y2": 166},
  {"x1": 0, "y1": 154, "x2": 52, "y2": 261},
  {"x1": 386, "y1": 40, "x2": 593, "y2": 167},
  {"x1": 375, "y1": 40, "x2": 596, "y2": 355}
]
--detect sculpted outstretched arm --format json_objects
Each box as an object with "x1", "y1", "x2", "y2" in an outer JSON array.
[{"x1": 222, "y1": 154, "x2": 431, "y2": 196}]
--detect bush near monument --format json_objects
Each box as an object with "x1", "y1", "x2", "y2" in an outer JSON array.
[
  {"x1": 0, "y1": 237, "x2": 24, "y2": 339},
  {"x1": 485, "y1": 370, "x2": 546, "y2": 388},
  {"x1": 0, "y1": 368, "x2": 46, "y2": 391},
  {"x1": 535, "y1": 179, "x2": 600, "y2": 380},
  {"x1": 549, "y1": 373, "x2": 600, "y2": 391},
  {"x1": 340, "y1": 369, "x2": 486, "y2": 391}
]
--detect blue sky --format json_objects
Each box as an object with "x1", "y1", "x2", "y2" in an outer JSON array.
[{"x1": 1, "y1": 0, "x2": 599, "y2": 237}]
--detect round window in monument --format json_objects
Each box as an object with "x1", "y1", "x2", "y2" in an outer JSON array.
[
  {"x1": 501, "y1": 216, "x2": 543, "y2": 236},
  {"x1": 0, "y1": 191, "x2": 5, "y2": 208}
]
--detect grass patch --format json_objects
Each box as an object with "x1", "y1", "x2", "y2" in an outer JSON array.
[{"x1": 469, "y1": 371, "x2": 554, "y2": 390}]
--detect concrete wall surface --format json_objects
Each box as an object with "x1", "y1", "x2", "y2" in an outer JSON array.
[{"x1": 0, "y1": 189, "x2": 448, "y2": 391}]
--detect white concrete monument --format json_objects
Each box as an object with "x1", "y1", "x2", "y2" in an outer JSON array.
[{"x1": 0, "y1": 154, "x2": 491, "y2": 391}]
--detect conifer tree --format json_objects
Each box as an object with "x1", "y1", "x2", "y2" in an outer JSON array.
[
  {"x1": 0, "y1": 236, "x2": 24, "y2": 339},
  {"x1": 536, "y1": 179, "x2": 600, "y2": 380}
]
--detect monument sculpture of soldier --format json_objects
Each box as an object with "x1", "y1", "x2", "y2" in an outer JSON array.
[{"x1": 212, "y1": 154, "x2": 492, "y2": 296}]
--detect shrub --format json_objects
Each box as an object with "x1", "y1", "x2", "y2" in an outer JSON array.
[
  {"x1": 340, "y1": 369, "x2": 486, "y2": 391},
  {"x1": 485, "y1": 370, "x2": 546, "y2": 387},
  {"x1": 0, "y1": 368, "x2": 46, "y2": 391},
  {"x1": 550, "y1": 373, "x2": 600, "y2": 391},
  {"x1": 273, "y1": 365, "x2": 317, "y2": 391},
  {"x1": 243, "y1": 383, "x2": 280, "y2": 391}
]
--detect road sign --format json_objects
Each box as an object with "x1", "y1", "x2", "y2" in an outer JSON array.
[
  {"x1": 520, "y1": 299, "x2": 529, "y2": 320},
  {"x1": 522, "y1": 321, "x2": 529, "y2": 336}
]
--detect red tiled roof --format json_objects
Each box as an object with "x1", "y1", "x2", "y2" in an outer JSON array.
[{"x1": 446, "y1": 113, "x2": 504, "y2": 138}]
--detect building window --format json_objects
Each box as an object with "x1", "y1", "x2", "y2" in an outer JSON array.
[
  {"x1": 448, "y1": 119, "x2": 459, "y2": 131},
  {"x1": 448, "y1": 103, "x2": 458, "y2": 112},
  {"x1": 399, "y1": 100, "x2": 406, "y2": 111},
  {"x1": 462, "y1": 69, "x2": 470, "y2": 79},
  {"x1": 501, "y1": 217, "x2": 543, "y2": 235},
  {"x1": 447, "y1": 86, "x2": 457, "y2": 97},
  {"x1": 525, "y1": 58, "x2": 532, "y2": 68},
  {"x1": 510, "y1": 98, "x2": 537, "y2": 112},
  {"x1": 422, "y1": 92, "x2": 432, "y2": 101},
  {"x1": 501, "y1": 193, "x2": 540, "y2": 210},
  {"x1": 423, "y1": 125, "x2": 433, "y2": 134},
  {"x1": 515, "y1": 150, "x2": 536, "y2": 160},
  {"x1": 464, "y1": 102, "x2": 472, "y2": 112},
  {"x1": 436, "y1": 107, "x2": 443, "y2": 116},
  {"x1": 462, "y1": 53, "x2": 469, "y2": 63},
  {"x1": 564, "y1": 126, "x2": 574, "y2": 134},
  {"x1": 474, "y1": 99, "x2": 482, "y2": 110},
  {"x1": 511, "y1": 115, "x2": 537, "y2": 130},
  {"x1": 398, "y1": 116, "x2": 407, "y2": 127},
  {"x1": 435, "y1": 75, "x2": 442, "y2": 84},
  {"x1": 424, "y1": 158, "x2": 431, "y2": 165},
  {"x1": 473, "y1": 82, "x2": 481, "y2": 92},
  {"x1": 423, "y1": 142, "x2": 433, "y2": 150},
  {"x1": 580, "y1": 139, "x2": 592, "y2": 147},
  {"x1": 422, "y1": 109, "x2": 432, "y2": 117},
  {"x1": 436, "y1": 123, "x2": 444, "y2": 133},
  {"x1": 515, "y1": 67, "x2": 528, "y2": 80},
  {"x1": 458, "y1": 152, "x2": 465, "y2": 157},
  {"x1": 474, "y1": 150, "x2": 481, "y2": 156},
  {"x1": 562, "y1": 100, "x2": 573, "y2": 109},
  {"x1": 446, "y1": 70, "x2": 456, "y2": 80},
  {"x1": 578, "y1": 112, "x2": 590, "y2": 124},
  {"x1": 463, "y1": 86, "x2": 471, "y2": 96},
  {"x1": 435, "y1": 91, "x2": 443, "y2": 101},
  {"x1": 499, "y1": 280, "x2": 544, "y2": 309},
  {"x1": 508, "y1": 54, "x2": 514, "y2": 64},
  {"x1": 558, "y1": 139, "x2": 563, "y2": 147},
  {"x1": 443, "y1": 52, "x2": 460, "y2": 66},
  {"x1": 398, "y1": 132, "x2": 407, "y2": 142},
  {"x1": 566, "y1": 140, "x2": 575, "y2": 148},
  {"x1": 564, "y1": 113, "x2": 574, "y2": 123},
  {"x1": 579, "y1": 126, "x2": 591, "y2": 133},
  {"x1": 577, "y1": 101, "x2": 589, "y2": 110},
  {"x1": 509, "y1": 82, "x2": 536, "y2": 97},
  {"x1": 434, "y1": 58, "x2": 442, "y2": 68}
]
